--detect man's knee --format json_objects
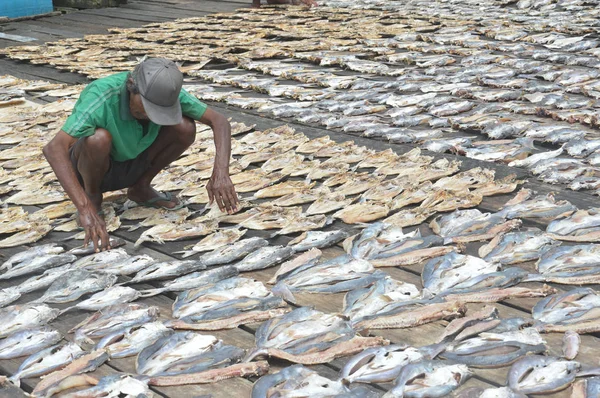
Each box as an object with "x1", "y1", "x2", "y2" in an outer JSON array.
[
  {"x1": 84, "y1": 128, "x2": 112, "y2": 157},
  {"x1": 174, "y1": 116, "x2": 196, "y2": 147}
]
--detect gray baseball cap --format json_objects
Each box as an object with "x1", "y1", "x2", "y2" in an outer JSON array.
[{"x1": 133, "y1": 58, "x2": 183, "y2": 126}]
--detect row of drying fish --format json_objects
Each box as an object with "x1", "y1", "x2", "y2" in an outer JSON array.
[
  {"x1": 0, "y1": 0, "x2": 598, "y2": 191},
  {"x1": 0, "y1": 1, "x2": 598, "y2": 168}
]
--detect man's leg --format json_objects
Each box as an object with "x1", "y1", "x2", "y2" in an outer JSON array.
[
  {"x1": 252, "y1": 0, "x2": 261, "y2": 6},
  {"x1": 127, "y1": 116, "x2": 196, "y2": 209},
  {"x1": 72, "y1": 128, "x2": 112, "y2": 212}
]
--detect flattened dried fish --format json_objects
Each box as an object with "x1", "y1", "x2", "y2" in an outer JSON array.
[
  {"x1": 34, "y1": 269, "x2": 117, "y2": 304},
  {"x1": 245, "y1": 307, "x2": 387, "y2": 365},
  {"x1": 383, "y1": 360, "x2": 472, "y2": 398},
  {"x1": 0, "y1": 327, "x2": 62, "y2": 360},
  {"x1": 508, "y1": 355, "x2": 579, "y2": 394}
]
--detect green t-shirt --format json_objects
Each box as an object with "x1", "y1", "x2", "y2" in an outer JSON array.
[{"x1": 62, "y1": 71, "x2": 207, "y2": 162}]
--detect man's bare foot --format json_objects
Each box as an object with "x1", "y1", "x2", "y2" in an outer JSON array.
[{"x1": 127, "y1": 185, "x2": 181, "y2": 209}]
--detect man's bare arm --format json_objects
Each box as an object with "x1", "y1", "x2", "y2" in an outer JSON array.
[
  {"x1": 199, "y1": 108, "x2": 239, "y2": 214},
  {"x1": 43, "y1": 130, "x2": 110, "y2": 251}
]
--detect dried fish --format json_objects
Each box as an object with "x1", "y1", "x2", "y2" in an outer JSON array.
[{"x1": 245, "y1": 307, "x2": 387, "y2": 365}]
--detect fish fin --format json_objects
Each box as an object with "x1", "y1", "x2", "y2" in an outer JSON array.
[
  {"x1": 421, "y1": 288, "x2": 435, "y2": 300},
  {"x1": 324, "y1": 216, "x2": 334, "y2": 226},
  {"x1": 177, "y1": 250, "x2": 198, "y2": 259},
  {"x1": 128, "y1": 224, "x2": 142, "y2": 232},
  {"x1": 523, "y1": 273, "x2": 545, "y2": 282},
  {"x1": 271, "y1": 282, "x2": 297, "y2": 305}
]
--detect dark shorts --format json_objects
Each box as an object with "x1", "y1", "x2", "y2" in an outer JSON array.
[{"x1": 69, "y1": 138, "x2": 152, "y2": 193}]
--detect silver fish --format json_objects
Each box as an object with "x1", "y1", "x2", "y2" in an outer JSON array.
[
  {"x1": 72, "y1": 248, "x2": 130, "y2": 269},
  {"x1": 272, "y1": 254, "x2": 380, "y2": 303},
  {"x1": 479, "y1": 228, "x2": 559, "y2": 264},
  {"x1": 90, "y1": 254, "x2": 156, "y2": 276},
  {"x1": 529, "y1": 244, "x2": 600, "y2": 284},
  {"x1": 455, "y1": 387, "x2": 527, "y2": 398},
  {"x1": 61, "y1": 286, "x2": 141, "y2": 313},
  {"x1": 343, "y1": 275, "x2": 421, "y2": 323},
  {"x1": 507, "y1": 355, "x2": 579, "y2": 394},
  {"x1": 288, "y1": 230, "x2": 349, "y2": 252},
  {"x1": 139, "y1": 265, "x2": 238, "y2": 297},
  {"x1": 498, "y1": 189, "x2": 577, "y2": 220},
  {"x1": 127, "y1": 259, "x2": 206, "y2": 284},
  {"x1": 431, "y1": 209, "x2": 522, "y2": 244},
  {"x1": 34, "y1": 269, "x2": 117, "y2": 303},
  {"x1": 441, "y1": 328, "x2": 547, "y2": 368},
  {"x1": 10, "y1": 342, "x2": 85, "y2": 386},
  {"x1": 68, "y1": 236, "x2": 126, "y2": 255},
  {"x1": 0, "y1": 243, "x2": 64, "y2": 271},
  {"x1": 0, "y1": 253, "x2": 76, "y2": 280},
  {"x1": 340, "y1": 344, "x2": 445, "y2": 384},
  {"x1": 136, "y1": 332, "x2": 244, "y2": 377},
  {"x1": 234, "y1": 245, "x2": 294, "y2": 272},
  {"x1": 0, "y1": 287, "x2": 20, "y2": 308},
  {"x1": 422, "y1": 252, "x2": 500, "y2": 295},
  {"x1": 70, "y1": 303, "x2": 160, "y2": 346},
  {"x1": 198, "y1": 237, "x2": 269, "y2": 266},
  {"x1": 253, "y1": 365, "x2": 369, "y2": 398},
  {"x1": 245, "y1": 306, "x2": 386, "y2": 365},
  {"x1": 15, "y1": 263, "x2": 73, "y2": 294},
  {"x1": 0, "y1": 303, "x2": 60, "y2": 337},
  {"x1": 31, "y1": 349, "x2": 109, "y2": 397},
  {"x1": 59, "y1": 374, "x2": 155, "y2": 398},
  {"x1": 0, "y1": 327, "x2": 62, "y2": 360},
  {"x1": 383, "y1": 360, "x2": 472, "y2": 398},
  {"x1": 546, "y1": 208, "x2": 600, "y2": 242},
  {"x1": 101, "y1": 321, "x2": 173, "y2": 359}
]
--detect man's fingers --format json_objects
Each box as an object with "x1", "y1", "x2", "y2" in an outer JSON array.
[
  {"x1": 90, "y1": 229, "x2": 100, "y2": 253},
  {"x1": 221, "y1": 190, "x2": 233, "y2": 214},
  {"x1": 207, "y1": 185, "x2": 215, "y2": 205},
  {"x1": 83, "y1": 231, "x2": 91, "y2": 248},
  {"x1": 215, "y1": 192, "x2": 226, "y2": 212},
  {"x1": 226, "y1": 190, "x2": 238, "y2": 213},
  {"x1": 99, "y1": 227, "x2": 110, "y2": 251}
]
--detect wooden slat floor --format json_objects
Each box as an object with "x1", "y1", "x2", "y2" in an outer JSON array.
[{"x1": 0, "y1": 1, "x2": 599, "y2": 397}]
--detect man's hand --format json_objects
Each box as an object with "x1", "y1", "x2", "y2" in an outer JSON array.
[
  {"x1": 79, "y1": 207, "x2": 111, "y2": 252},
  {"x1": 207, "y1": 168, "x2": 239, "y2": 214}
]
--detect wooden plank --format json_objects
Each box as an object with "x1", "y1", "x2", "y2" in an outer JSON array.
[{"x1": 76, "y1": 8, "x2": 173, "y2": 23}]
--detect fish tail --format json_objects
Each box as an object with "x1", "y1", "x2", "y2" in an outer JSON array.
[
  {"x1": 243, "y1": 348, "x2": 268, "y2": 363},
  {"x1": 60, "y1": 233, "x2": 77, "y2": 241},
  {"x1": 271, "y1": 282, "x2": 297, "y2": 304},
  {"x1": 175, "y1": 250, "x2": 196, "y2": 258},
  {"x1": 139, "y1": 288, "x2": 164, "y2": 298},
  {"x1": 58, "y1": 306, "x2": 74, "y2": 316},
  {"x1": 8, "y1": 375, "x2": 19, "y2": 388}
]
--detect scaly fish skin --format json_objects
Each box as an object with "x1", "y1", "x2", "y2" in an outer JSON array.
[
  {"x1": 103, "y1": 321, "x2": 173, "y2": 359},
  {"x1": 10, "y1": 342, "x2": 85, "y2": 386},
  {"x1": 0, "y1": 253, "x2": 76, "y2": 280},
  {"x1": 0, "y1": 303, "x2": 60, "y2": 337},
  {"x1": 384, "y1": 360, "x2": 472, "y2": 398},
  {"x1": 0, "y1": 327, "x2": 62, "y2": 360},
  {"x1": 234, "y1": 245, "x2": 294, "y2": 272},
  {"x1": 34, "y1": 269, "x2": 117, "y2": 304},
  {"x1": 508, "y1": 355, "x2": 579, "y2": 395},
  {"x1": 0, "y1": 243, "x2": 64, "y2": 271}
]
